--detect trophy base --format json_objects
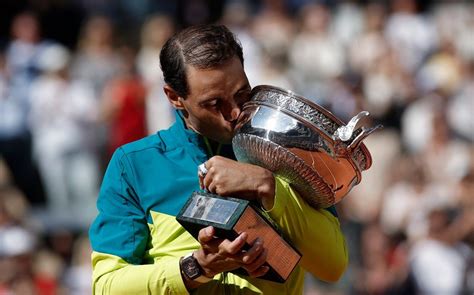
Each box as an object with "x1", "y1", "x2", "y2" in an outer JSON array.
[{"x1": 176, "y1": 191, "x2": 301, "y2": 283}]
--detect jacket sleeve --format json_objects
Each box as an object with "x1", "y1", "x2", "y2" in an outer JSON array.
[
  {"x1": 265, "y1": 177, "x2": 349, "y2": 282},
  {"x1": 91, "y1": 252, "x2": 188, "y2": 295},
  {"x1": 88, "y1": 148, "x2": 189, "y2": 295}
]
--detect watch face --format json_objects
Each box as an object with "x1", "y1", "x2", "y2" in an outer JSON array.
[{"x1": 182, "y1": 256, "x2": 201, "y2": 280}]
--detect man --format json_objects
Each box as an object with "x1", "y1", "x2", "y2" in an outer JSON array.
[
  {"x1": 1, "y1": 12, "x2": 46, "y2": 206},
  {"x1": 89, "y1": 24, "x2": 348, "y2": 294}
]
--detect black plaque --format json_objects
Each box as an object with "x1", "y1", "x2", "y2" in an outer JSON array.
[
  {"x1": 177, "y1": 191, "x2": 301, "y2": 283},
  {"x1": 181, "y1": 193, "x2": 243, "y2": 226}
]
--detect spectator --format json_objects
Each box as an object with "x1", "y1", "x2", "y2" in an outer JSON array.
[
  {"x1": 29, "y1": 43, "x2": 99, "y2": 227},
  {"x1": 101, "y1": 46, "x2": 147, "y2": 159},
  {"x1": 63, "y1": 235, "x2": 93, "y2": 295},
  {"x1": 288, "y1": 3, "x2": 345, "y2": 104},
  {"x1": 0, "y1": 12, "x2": 46, "y2": 206},
  {"x1": 385, "y1": 0, "x2": 437, "y2": 72},
  {"x1": 410, "y1": 202, "x2": 474, "y2": 294},
  {"x1": 252, "y1": 0, "x2": 295, "y2": 87},
  {"x1": 136, "y1": 14, "x2": 176, "y2": 134},
  {"x1": 0, "y1": 185, "x2": 39, "y2": 294},
  {"x1": 70, "y1": 15, "x2": 121, "y2": 98}
]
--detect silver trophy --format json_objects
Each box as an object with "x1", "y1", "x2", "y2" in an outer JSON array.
[{"x1": 232, "y1": 85, "x2": 382, "y2": 209}]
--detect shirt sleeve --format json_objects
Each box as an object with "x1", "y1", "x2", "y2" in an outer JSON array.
[
  {"x1": 91, "y1": 252, "x2": 188, "y2": 295},
  {"x1": 89, "y1": 148, "x2": 188, "y2": 294},
  {"x1": 265, "y1": 177, "x2": 349, "y2": 282}
]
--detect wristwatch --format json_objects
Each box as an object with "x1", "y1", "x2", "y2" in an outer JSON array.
[{"x1": 180, "y1": 253, "x2": 212, "y2": 283}]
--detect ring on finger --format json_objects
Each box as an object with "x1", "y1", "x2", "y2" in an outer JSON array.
[{"x1": 198, "y1": 162, "x2": 208, "y2": 177}]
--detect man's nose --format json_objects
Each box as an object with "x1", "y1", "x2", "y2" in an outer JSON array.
[{"x1": 224, "y1": 102, "x2": 241, "y2": 123}]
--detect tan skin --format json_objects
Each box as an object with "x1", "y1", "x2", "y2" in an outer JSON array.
[{"x1": 164, "y1": 57, "x2": 276, "y2": 289}]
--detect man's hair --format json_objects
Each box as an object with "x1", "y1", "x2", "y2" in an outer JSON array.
[{"x1": 160, "y1": 24, "x2": 244, "y2": 98}]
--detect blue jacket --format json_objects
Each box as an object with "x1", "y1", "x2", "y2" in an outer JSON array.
[{"x1": 89, "y1": 111, "x2": 348, "y2": 294}]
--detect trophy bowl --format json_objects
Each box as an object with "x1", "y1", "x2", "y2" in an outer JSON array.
[{"x1": 232, "y1": 85, "x2": 381, "y2": 209}]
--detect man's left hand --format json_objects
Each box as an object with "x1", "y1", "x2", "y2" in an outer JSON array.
[{"x1": 199, "y1": 156, "x2": 275, "y2": 209}]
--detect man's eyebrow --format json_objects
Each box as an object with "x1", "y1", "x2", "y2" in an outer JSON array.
[{"x1": 198, "y1": 84, "x2": 250, "y2": 104}]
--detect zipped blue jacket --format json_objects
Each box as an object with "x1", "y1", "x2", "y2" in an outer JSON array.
[{"x1": 89, "y1": 111, "x2": 348, "y2": 294}]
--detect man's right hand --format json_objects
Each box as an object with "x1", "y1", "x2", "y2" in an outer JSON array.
[{"x1": 185, "y1": 226, "x2": 269, "y2": 289}]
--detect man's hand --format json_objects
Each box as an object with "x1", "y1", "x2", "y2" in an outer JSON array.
[
  {"x1": 199, "y1": 156, "x2": 275, "y2": 209},
  {"x1": 183, "y1": 226, "x2": 269, "y2": 290}
]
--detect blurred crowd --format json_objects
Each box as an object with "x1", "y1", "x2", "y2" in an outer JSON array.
[{"x1": 0, "y1": 0, "x2": 473, "y2": 294}]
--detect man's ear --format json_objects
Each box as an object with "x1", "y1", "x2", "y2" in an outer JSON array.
[{"x1": 164, "y1": 85, "x2": 184, "y2": 110}]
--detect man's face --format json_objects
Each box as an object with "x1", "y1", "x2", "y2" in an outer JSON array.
[{"x1": 179, "y1": 57, "x2": 251, "y2": 144}]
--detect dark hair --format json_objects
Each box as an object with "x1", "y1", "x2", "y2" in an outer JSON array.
[{"x1": 160, "y1": 24, "x2": 244, "y2": 98}]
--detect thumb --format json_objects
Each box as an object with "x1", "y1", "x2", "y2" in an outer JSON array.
[{"x1": 198, "y1": 226, "x2": 215, "y2": 243}]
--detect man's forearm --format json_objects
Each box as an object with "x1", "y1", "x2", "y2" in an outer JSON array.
[
  {"x1": 257, "y1": 169, "x2": 276, "y2": 210},
  {"x1": 265, "y1": 177, "x2": 348, "y2": 282}
]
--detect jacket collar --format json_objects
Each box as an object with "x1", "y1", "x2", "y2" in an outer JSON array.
[{"x1": 159, "y1": 110, "x2": 235, "y2": 160}]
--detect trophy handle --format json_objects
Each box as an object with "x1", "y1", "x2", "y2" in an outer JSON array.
[
  {"x1": 333, "y1": 111, "x2": 383, "y2": 153},
  {"x1": 347, "y1": 124, "x2": 383, "y2": 150},
  {"x1": 333, "y1": 111, "x2": 369, "y2": 142}
]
